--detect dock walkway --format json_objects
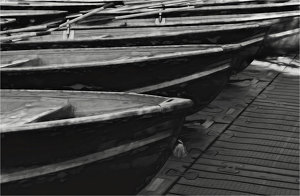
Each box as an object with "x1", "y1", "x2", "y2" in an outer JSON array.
[{"x1": 140, "y1": 56, "x2": 299, "y2": 195}]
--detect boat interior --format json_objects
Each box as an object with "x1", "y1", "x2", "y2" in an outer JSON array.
[
  {"x1": 0, "y1": 45, "x2": 221, "y2": 69},
  {"x1": 21, "y1": 21, "x2": 271, "y2": 41},
  {"x1": 0, "y1": 90, "x2": 169, "y2": 129}
]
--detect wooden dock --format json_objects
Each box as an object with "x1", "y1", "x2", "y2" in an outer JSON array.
[{"x1": 139, "y1": 56, "x2": 299, "y2": 195}]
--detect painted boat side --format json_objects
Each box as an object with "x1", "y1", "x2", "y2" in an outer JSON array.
[
  {"x1": 1, "y1": 46, "x2": 234, "y2": 108},
  {"x1": 1, "y1": 89, "x2": 192, "y2": 194},
  {"x1": 258, "y1": 17, "x2": 300, "y2": 56},
  {"x1": 1, "y1": 114, "x2": 185, "y2": 194}
]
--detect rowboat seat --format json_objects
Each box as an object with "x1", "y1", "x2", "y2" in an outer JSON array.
[
  {"x1": 0, "y1": 57, "x2": 40, "y2": 68},
  {"x1": 1, "y1": 97, "x2": 74, "y2": 128},
  {"x1": 0, "y1": 90, "x2": 173, "y2": 129}
]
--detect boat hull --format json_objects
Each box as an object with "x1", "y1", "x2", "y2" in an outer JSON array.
[
  {"x1": 258, "y1": 17, "x2": 300, "y2": 56},
  {"x1": 134, "y1": 67, "x2": 230, "y2": 112},
  {"x1": 1, "y1": 104, "x2": 186, "y2": 194},
  {"x1": 2, "y1": 141, "x2": 172, "y2": 195},
  {"x1": 1, "y1": 49, "x2": 233, "y2": 109},
  {"x1": 0, "y1": 25, "x2": 268, "y2": 73},
  {"x1": 231, "y1": 35, "x2": 265, "y2": 72}
]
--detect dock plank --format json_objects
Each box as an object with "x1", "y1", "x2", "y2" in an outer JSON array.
[
  {"x1": 177, "y1": 176, "x2": 297, "y2": 195},
  {"x1": 141, "y1": 58, "x2": 299, "y2": 195},
  {"x1": 229, "y1": 125, "x2": 300, "y2": 138},
  {"x1": 214, "y1": 140, "x2": 299, "y2": 158},
  {"x1": 242, "y1": 111, "x2": 299, "y2": 121},
  {"x1": 219, "y1": 133, "x2": 299, "y2": 150},
  {"x1": 247, "y1": 105, "x2": 300, "y2": 116},
  {"x1": 195, "y1": 158, "x2": 299, "y2": 178},
  {"x1": 238, "y1": 116, "x2": 299, "y2": 127},
  {"x1": 202, "y1": 148, "x2": 299, "y2": 171},
  {"x1": 233, "y1": 119, "x2": 299, "y2": 133},
  {"x1": 169, "y1": 183, "x2": 249, "y2": 195},
  {"x1": 223, "y1": 130, "x2": 299, "y2": 144}
]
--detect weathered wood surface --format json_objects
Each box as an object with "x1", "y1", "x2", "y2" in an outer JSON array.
[
  {"x1": 1, "y1": 97, "x2": 72, "y2": 127},
  {"x1": 1, "y1": 89, "x2": 192, "y2": 129}
]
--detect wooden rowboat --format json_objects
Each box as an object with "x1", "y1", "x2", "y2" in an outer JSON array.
[
  {"x1": 0, "y1": 89, "x2": 193, "y2": 194},
  {"x1": 2, "y1": 13, "x2": 296, "y2": 72},
  {"x1": 1, "y1": 44, "x2": 245, "y2": 109},
  {"x1": 88, "y1": 0, "x2": 294, "y2": 14},
  {"x1": 72, "y1": 10, "x2": 300, "y2": 27},
  {"x1": 0, "y1": 20, "x2": 272, "y2": 49},
  {"x1": 2, "y1": 0, "x2": 120, "y2": 2},
  {"x1": 0, "y1": 10, "x2": 68, "y2": 18},
  {"x1": 123, "y1": 0, "x2": 288, "y2": 6},
  {"x1": 1, "y1": 10, "x2": 298, "y2": 44},
  {"x1": 83, "y1": 1, "x2": 300, "y2": 17},
  {"x1": 0, "y1": 0, "x2": 123, "y2": 10},
  {"x1": 0, "y1": 20, "x2": 270, "y2": 73}
]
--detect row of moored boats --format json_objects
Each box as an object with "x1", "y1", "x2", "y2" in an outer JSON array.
[{"x1": 1, "y1": 0, "x2": 299, "y2": 194}]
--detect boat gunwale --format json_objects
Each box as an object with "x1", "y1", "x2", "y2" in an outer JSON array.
[
  {"x1": 267, "y1": 28, "x2": 300, "y2": 40},
  {"x1": 1, "y1": 46, "x2": 228, "y2": 71},
  {"x1": 0, "y1": 89, "x2": 193, "y2": 133}
]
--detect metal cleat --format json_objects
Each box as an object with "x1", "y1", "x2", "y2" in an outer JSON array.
[
  {"x1": 155, "y1": 10, "x2": 166, "y2": 25},
  {"x1": 62, "y1": 20, "x2": 75, "y2": 40}
]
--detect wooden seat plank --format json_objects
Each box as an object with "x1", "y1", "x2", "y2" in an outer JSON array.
[
  {"x1": 1, "y1": 97, "x2": 73, "y2": 127},
  {"x1": 0, "y1": 57, "x2": 40, "y2": 68}
]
